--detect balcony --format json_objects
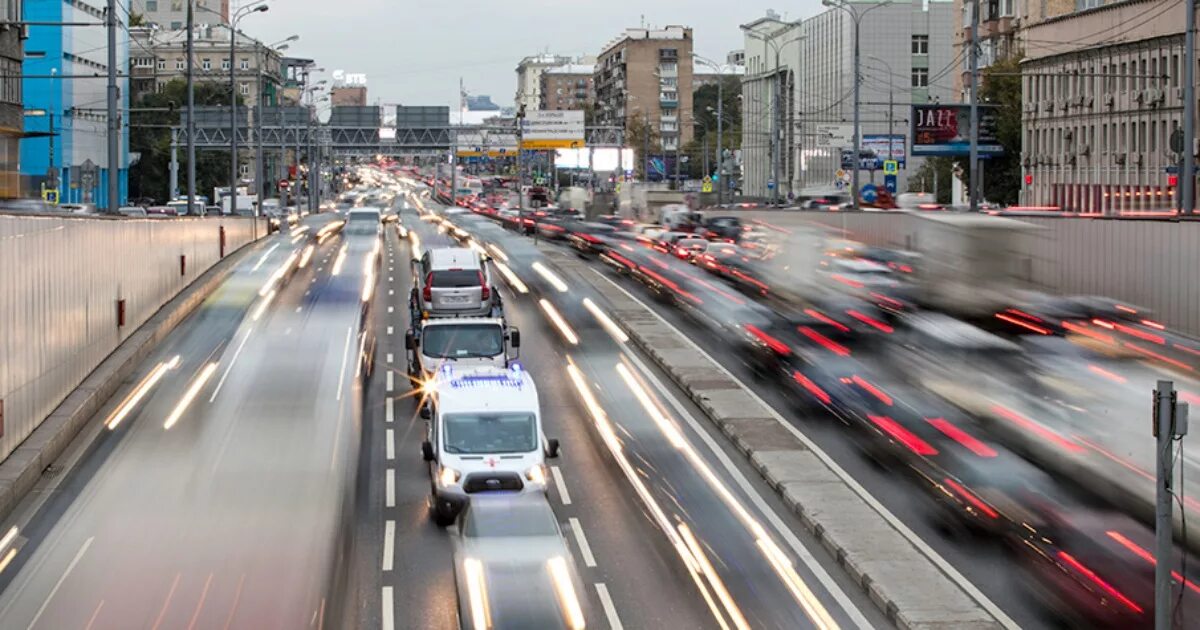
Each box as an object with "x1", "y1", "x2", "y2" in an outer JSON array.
[{"x1": 659, "y1": 94, "x2": 679, "y2": 108}]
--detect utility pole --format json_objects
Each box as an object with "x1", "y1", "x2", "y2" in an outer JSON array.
[
  {"x1": 968, "y1": 0, "x2": 980, "y2": 211},
  {"x1": 169, "y1": 127, "x2": 179, "y2": 199},
  {"x1": 716, "y1": 74, "x2": 724, "y2": 207},
  {"x1": 1181, "y1": 0, "x2": 1196, "y2": 215},
  {"x1": 255, "y1": 57, "x2": 264, "y2": 212},
  {"x1": 105, "y1": 0, "x2": 118, "y2": 213},
  {"x1": 186, "y1": 0, "x2": 195, "y2": 213},
  {"x1": 229, "y1": 17, "x2": 238, "y2": 214},
  {"x1": 1154, "y1": 380, "x2": 1189, "y2": 630},
  {"x1": 851, "y1": 16, "x2": 861, "y2": 211}
]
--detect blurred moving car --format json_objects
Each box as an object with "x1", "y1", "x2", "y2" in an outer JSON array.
[
  {"x1": 413, "y1": 247, "x2": 498, "y2": 318},
  {"x1": 452, "y1": 496, "x2": 588, "y2": 629}
]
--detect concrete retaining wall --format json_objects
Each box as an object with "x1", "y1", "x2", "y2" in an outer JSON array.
[
  {"x1": 739, "y1": 211, "x2": 1200, "y2": 337},
  {"x1": 0, "y1": 214, "x2": 263, "y2": 461}
]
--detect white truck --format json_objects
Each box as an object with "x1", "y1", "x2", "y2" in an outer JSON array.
[
  {"x1": 904, "y1": 213, "x2": 1038, "y2": 319},
  {"x1": 420, "y1": 365, "x2": 559, "y2": 525},
  {"x1": 405, "y1": 317, "x2": 519, "y2": 382}
]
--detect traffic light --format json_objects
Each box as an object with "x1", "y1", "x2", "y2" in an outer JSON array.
[
  {"x1": 1024, "y1": 174, "x2": 1033, "y2": 185},
  {"x1": 1168, "y1": 174, "x2": 1179, "y2": 187}
]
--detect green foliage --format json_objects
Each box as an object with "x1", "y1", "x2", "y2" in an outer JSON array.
[
  {"x1": 908, "y1": 156, "x2": 955, "y2": 203},
  {"x1": 128, "y1": 79, "x2": 241, "y2": 203},
  {"x1": 979, "y1": 54, "x2": 1023, "y2": 206},
  {"x1": 626, "y1": 115, "x2": 659, "y2": 180}
]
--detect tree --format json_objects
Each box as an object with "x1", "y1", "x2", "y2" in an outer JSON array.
[
  {"x1": 128, "y1": 79, "x2": 240, "y2": 203},
  {"x1": 979, "y1": 54, "x2": 1023, "y2": 205},
  {"x1": 908, "y1": 156, "x2": 955, "y2": 203},
  {"x1": 129, "y1": 12, "x2": 145, "y2": 27},
  {"x1": 626, "y1": 114, "x2": 660, "y2": 180}
]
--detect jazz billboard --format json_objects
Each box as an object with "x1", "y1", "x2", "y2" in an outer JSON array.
[{"x1": 910, "y1": 104, "x2": 1004, "y2": 157}]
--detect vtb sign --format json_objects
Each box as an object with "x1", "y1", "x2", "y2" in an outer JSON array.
[{"x1": 331, "y1": 69, "x2": 367, "y2": 86}]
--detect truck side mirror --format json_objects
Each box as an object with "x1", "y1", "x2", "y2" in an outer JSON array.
[
  {"x1": 545, "y1": 438, "x2": 560, "y2": 459},
  {"x1": 405, "y1": 331, "x2": 416, "y2": 350},
  {"x1": 509, "y1": 328, "x2": 520, "y2": 348},
  {"x1": 421, "y1": 440, "x2": 435, "y2": 461}
]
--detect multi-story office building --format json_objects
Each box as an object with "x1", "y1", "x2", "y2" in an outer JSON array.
[
  {"x1": 594, "y1": 26, "x2": 694, "y2": 160},
  {"x1": 0, "y1": 0, "x2": 22, "y2": 198},
  {"x1": 742, "y1": 2, "x2": 954, "y2": 199},
  {"x1": 515, "y1": 53, "x2": 572, "y2": 112},
  {"x1": 539, "y1": 63, "x2": 594, "y2": 111},
  {"x1": 132, "y1": 0, "x2": 227, "y2": 30},
  {"x1": 331, "y1": 86, "x2": 367, "y2": 107},
  {"x1": 1020, "y1": 0, "x2": 1195, "y2": 213},
  {"x1": 23, "y1": 0, "x2": 130, "y2": 207},
  {"x1": 951, "y1": 0, "x2": 1020, "y2": 100}
]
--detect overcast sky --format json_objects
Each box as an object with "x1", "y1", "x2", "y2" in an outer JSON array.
[{"x1": 250, "y1": 1, "x2": 825, "y2": 109}]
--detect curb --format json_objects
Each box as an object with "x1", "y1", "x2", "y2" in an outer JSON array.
[
  {"x1": 0, "y1": 237, "x2": 262, "y2": 524},
  {"x1": 543, "y1": 247, "x2": 1011, "y2": 630}
]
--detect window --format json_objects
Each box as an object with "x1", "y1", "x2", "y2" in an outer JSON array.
[
  {"x1": 240, "y1": 59, "x2": 249, "y2": 71},
  {"x1": 659, "y1": 62, "x2": 677, "y2": 74},
  {"x1": 912, "y1": 35, "x2": 928, "y2": 55},
  {"x1": 1001, "y1": 0, "x2": 1015, "y2": 16},
  {"x1": 145, "y1": 0, "x2": 157, "y2": 10},
  {"x1": 1151, "y1": 120, "x2": 1157, "y2": 151},
  {"x1": 659, "y1": 48, "x2": 678, "y2": 61},
  {"x1": 1173, "y1": 54, "x2": 1180, "y2": 87},
  {"x1": 201, "y1": 58, "x2": 211, "y2": 71},
  {"x1": 1140, "y1": 58, "x2": 1147, "y2": 89},
  {"x1": 0, "y1": 58, "x2": 19, "y2": 105},
  {"x1": 912, "y1": 67, "x2": 929, "y2": 88},
  {"x1": 134, "y1": 57, "x2": 154, "y2": 68},
  {"x1": 1120, "y1": 62, "x2": 1127, "y2": 90},
  {"x1": 170, "y1": 0, "x2": 182, "y2": 10},
  {"x1": 240, "y1": 163, "x2": 250, "y2": 178},
  {"x1": 175, "y1": 59, "x2": 184, "y2": 71},
  {"x1": 221, "y1": 59, "x2": 230, "y2": 70},
  {"x1": 157, "y1": 59, "x2": 165, "y2": 70},
  {"x1": 170, "y1": 21, "x2": 181, "y2": 29},
  {"x1": 239, "y1": 82, "x2": 249, "y2": 95}
]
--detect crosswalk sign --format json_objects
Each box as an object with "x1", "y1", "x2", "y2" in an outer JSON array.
[
  {"x1": 702, "y1": 176, "x2": 713, "y2": 193},
  {"x1": 883, "y1": 160, "x2": 899, "y2": 175}
]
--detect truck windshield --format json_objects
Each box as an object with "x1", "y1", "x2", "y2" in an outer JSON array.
[
  {"x1": 443, "y1": 413, "x2": 537, "y2": 454},
  {"x1": 423, "y1": 324, "x2": 504, "y2": 359},
  {"x1": 345, "y1": 215, "x2": 379, "y2": 235}
]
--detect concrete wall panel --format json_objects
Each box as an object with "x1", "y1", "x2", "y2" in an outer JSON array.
[{"x1": 0, "y1": 215, "x2": 261, "y2": 461}]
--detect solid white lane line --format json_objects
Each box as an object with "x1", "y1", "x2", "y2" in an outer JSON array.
[
  {"x1": 386, "y1": 429, "x2": 395, "y2": 460},
  {"x1": 26, "y1": 536, "x2": 94, "y2": 630},
  {"x1": 387, "y1": 326, "x2": 394, "y2": 335},
  {"x1": 568, "y1": 518, "x2": 596, "y2": 568},
  {"x1": 551, "y1": 466, "x2": 572, "y2": 505},
  {"x1": 385, "y1": 397, "x2": 394, "y2": 423},
  {"x1": 335, "y1": 326, "x2": 353, "y2": 402},
  {"x1": 386, "y1": 469, "x2": 396, "y2": 508},
  {"x1": 381, "y1": 587, "x2": 394, "y2": 630},
  {"x1": 382, "y1": 520, "x2": 395, "y2": 571},
  {"x1": 209, "y1": 328, "x2": 254, "y2": 402},
  {"x1": 596, "y1": 272, "x2": 1013, "y2": 630},
  {"x1": 386, "y1": 371, "x2": 394, "y2": 393},
  {"x1": 595, "y1": 583, "x2": 624, "y2": 630}
]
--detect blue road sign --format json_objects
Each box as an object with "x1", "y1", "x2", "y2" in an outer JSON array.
[
  {"x1": 884, "y1": 175, "x2": 898, "y2": 194},
  {"x1": 767, "y1": 180, "x2": 775, "y2": 190},
  {"x1": 861, "y1": 183, "x2": 878, "y2": 204}
]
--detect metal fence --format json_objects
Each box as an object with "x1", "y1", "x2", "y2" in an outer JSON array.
[
  {"x1": 740, "y1": 211, "x2": 1200, "y2": 337},
  {"x1": 0, "y1": 215, "x2": 261, "y2": 462}
]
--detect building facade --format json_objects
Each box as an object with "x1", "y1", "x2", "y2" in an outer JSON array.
[
  {"x1": 539, "y1": 63, "x2": 593, "y2": 111},
  {"x1": 1020, "y1": 0, "x2": 1197, "y2": 213},
  {"x1": 331, "y1": 86, "x2": 367, "y2": 107},
  {"x1": 129, "y1": 25, "x2": 283, "y2": 107},
  {"x1": 0, "y1": 0, "x2": 22, "y2": 198},
  {"x1": 515, "y1": 54, "x2": 572, "y2": 112},
  {"x1": 594, "y1": 26, "x2": 695, "y2": 164},
  {"x1": 951, "y1": 0, "x2": 1022, "y2": 100},
  {"x1": 131, "y1": 0, "x2": 227, "y2": 30},
  {"x1": 742, "y1": 1, "x2": 954, "y2": 199},
  {"x1": 23, "y1": 0, "x2": 130, "y2": 207}
]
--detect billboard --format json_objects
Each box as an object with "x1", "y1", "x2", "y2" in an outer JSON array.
[
  {"x1": 554, "y1": 148, "x2": 634, "y2": 171},
  {"x1": 521, "y1": 110, "x2": 585, "y2": 149},
  {"x1": 910, "y1": 104, "x2": 1004, "y2": 156}
]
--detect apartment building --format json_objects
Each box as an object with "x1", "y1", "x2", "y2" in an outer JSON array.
[
  {"x1": 594, "y1": 25, "x2": 694, "y2": 163},
  {"x1": 132, "y1": 0, "x2": 228, "y2": 29},
  {"x1": 331, "y1": 86, "x2": 367, "y2": 107},
  {"x1": 539, "y1": 63, "x2": 594, "y2": 111},
  {"x1": 1020, "y1": 0, "x2": 1196, "y2": 213},
  {"x1": 0, "y1": 0, "x2": 21, "y2": 197},
  {"x1": 515, "y1": 54, "x2": 572, "y2": 112},
  {"x1": 129, "y1": 25, "x2": 284, "y2": 107}
]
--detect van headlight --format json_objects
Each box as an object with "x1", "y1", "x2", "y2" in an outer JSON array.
[
  {"x1": 525, "y1": 464, "x2": 546, "y2": 485},
  {"x1": 438, "y1": 466, "x2": 461, "y2": 487}
]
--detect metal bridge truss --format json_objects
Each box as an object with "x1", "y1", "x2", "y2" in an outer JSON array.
[{"x1": 177, "y1": 116, "x2": 625, "y2": 157}]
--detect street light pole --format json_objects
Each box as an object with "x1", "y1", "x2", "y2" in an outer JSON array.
[
  {"x1": 968, "y1": 0, "x2": 980, "y2": 211},
  {"x1": 186, "y1": 0, "x2": 195, "y2": 212},
  {"x1": 227, "y1": 3, "x2": 268, "y2": 216},
  {"x1": 105, "y1": 0, "x2": 118, "y2": 212}
]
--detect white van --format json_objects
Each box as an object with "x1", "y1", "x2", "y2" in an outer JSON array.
[
  {"x1": 405, "y1": 317, "x2": 519, "y2": 380},
  {"x1": 420, "y1": 365, "x2": 559, "y2": 526}
]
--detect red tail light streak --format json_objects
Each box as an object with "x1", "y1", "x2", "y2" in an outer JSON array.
[
  {"x1": 1056, "y1": 551, "x2": 1144, "y2": 614},
  {"x1": 868, "y1": 414, "x2": 938, "y2": 456},
  {"x1": 798, "y1": 326, "x2": 850, "y2": 356},
  {"x1": 851, "y1": 375, "x2": 893, "y2": 406},
  {"x1": 803, "y1": 309, "x2": 849, "y2": 333},
  {"x1": 846, "y1": 309, "x2": 893, "y2": 333},
  {"x1": 942, "y1": 478, "x2": 999, "y2": 518},
  {"x1": 995, "y1": 313, "x2": 1051, "y2": 335},
  {"x1": 745, "y1": 324, "x2": 791, "y2": 356},
  {"x1": 1106, "y1": 530, "x2": 1200, "y2": 596},
  {"x1": 926, "y1": 418, "x2": 998, "y2": 458},
  {"x1": 990, "y1": 405, "x2": 1085, "y2": 453},
  {"x1": 792, "y1": 372, "x2": 831, "y2": 405}
]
